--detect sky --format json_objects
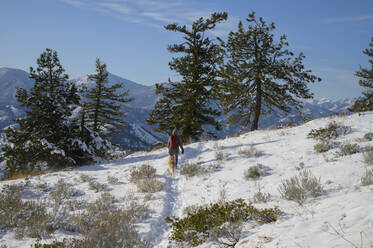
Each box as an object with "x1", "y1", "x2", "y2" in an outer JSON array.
[{"x1": 0, "y1": 0, "x2": 372, "y2": 100}]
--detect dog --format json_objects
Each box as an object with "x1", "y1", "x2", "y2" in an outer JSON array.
[{"x1": 168, "y1": 155, "x2": 176, "y2": 176}]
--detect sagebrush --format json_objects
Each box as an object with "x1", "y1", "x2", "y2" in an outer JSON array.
[
  {"x1": 361, "y1": 169, "x2": 373, "y2": 186},
  {"x1": 0, "y1": 183, "x2": 55, "y2": 239},
  {"x1": 181, "y1": 162, "x2": 202, "y2": 178},
  {"x1": 337, "y1": 143, "x2": 360, "y2": 156},
  {"x1": 278, "y1": 170, "x2": 323, "y2": 205},
  {"x1": 244, "y1": 164, "x2": 263, "y2": 180},
  {"x1": 238, "y1": 146, "x2": 261, "y2": 157},
  {"x1": 364, "y1": 151, "x2": 373, "y2": 165},
  {"x1": 129, "y1": 164, "x2": 156, "y2": 183}
]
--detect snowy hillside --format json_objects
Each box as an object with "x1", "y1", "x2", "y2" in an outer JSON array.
[{"x1": 1, "y1": 112, "x2": 373, "y2": 247}]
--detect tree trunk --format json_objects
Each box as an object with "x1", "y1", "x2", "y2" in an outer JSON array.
[{"x1": 251, "y1": 80, "x2": 262, "y2": 131}]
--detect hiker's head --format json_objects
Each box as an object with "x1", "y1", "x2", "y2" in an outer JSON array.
[{"x1": 172, "y1": 128, "x2": 178, "y2": 135}]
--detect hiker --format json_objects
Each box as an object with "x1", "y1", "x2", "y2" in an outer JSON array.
[{"x1": 168, "y1": 128, "x2": 184, "y2": 166}]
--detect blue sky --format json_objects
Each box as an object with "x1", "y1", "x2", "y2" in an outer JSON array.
[{"x1": 1, "y1": 0, "x2": 372, "y2": 100}]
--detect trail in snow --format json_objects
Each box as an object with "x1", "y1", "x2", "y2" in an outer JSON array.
[{"x1": 1, "y1": 112, "x2": 373, "y2": 248}]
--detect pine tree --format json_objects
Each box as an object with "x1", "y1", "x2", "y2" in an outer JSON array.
[
  {"x1": 2, "y1": 48, "x2": 81, "y2": 172},
  {"x1": 350, "y1": 37, "x2": 373, "y2": 112},
  {"x1": 218, "y1": 12, "x2": 321, "y2": 131},
  {"x1": 83, "y1": 58, "x2": 133, "y2": 137},
  {"x1": 147, "y1": 12, "x2": 227, "y2": 142},
  {"x1": 2, "y1": 49, "x2": 114, "y2": 173}
]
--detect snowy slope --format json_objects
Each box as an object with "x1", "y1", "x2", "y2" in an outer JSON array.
[{"x1": 1, "y1": 112, "x2": 373, "y2": 247}]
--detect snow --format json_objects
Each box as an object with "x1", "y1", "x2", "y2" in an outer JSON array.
[
  {"x1": 130, "y1": 123, "x2": 160, "y2": 145},
  {"x1": 1, "y1": 112, "x2": 373, "y2": 247}
]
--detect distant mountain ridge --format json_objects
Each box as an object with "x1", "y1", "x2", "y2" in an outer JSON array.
[
  {"x1": 0, "y1": 67, "x2": 34, "y2": 104},
  {"x1": 72, "y1": 73, "x2": 157, "y2": 110},
  {"x1": 0, "y1": 67, "x2": 354, "y2": 150}
]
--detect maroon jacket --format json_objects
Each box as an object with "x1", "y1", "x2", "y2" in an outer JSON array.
[{"x1": 168, "y1": 135, "x2": 184, "y2": 155}]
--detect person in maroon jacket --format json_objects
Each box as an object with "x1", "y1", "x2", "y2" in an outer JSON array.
[{"x1": 168, "y1": 128, "x2": 184, "y2": 167}]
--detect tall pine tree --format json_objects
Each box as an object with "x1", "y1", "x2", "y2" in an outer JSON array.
[
  {"x1": 147, "y1": 12, "x2": 227, "y2": 142},
  {"x1": 82, "y1": 58, "x2": 133, "y2": 137},
  {"x1": 350, "y1": 37, "x2": 373, "y2": 112},
  {"x1": 3, "y1": 49, "x2": 81, "y2": 172},
  {"x1": 218, "y1": 12, "x2": 321, "y2": 131}
]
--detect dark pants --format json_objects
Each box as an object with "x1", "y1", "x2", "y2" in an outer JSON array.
[
  {"x1": 173, "y1": 154, "x2": 179, "y2": 166},
  {"x1": 169, "y1": 148, "x2": 179, "y2": 166}
]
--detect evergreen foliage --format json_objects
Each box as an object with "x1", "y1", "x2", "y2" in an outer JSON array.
[
  {"x1": 217, "y1": 12, "x2": 321, "y2": 131},
  {"x1": 2, "y1": 49, "x2": 111, "y2": 173},
  {"x1": 82, "y1": 58, "x2": 133, "y2": 136},
  {"x1": 147, "y1": 12, "x2": 227, "y2": 142},
  {"x1": 350, "y1": 37, "x2": 373, "y2": 112},
  {"x1": 165, "y1": 199, "x2": 279, "y2": 246}
]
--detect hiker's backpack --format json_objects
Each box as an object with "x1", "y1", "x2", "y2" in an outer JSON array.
[{"x1": 170, "y1": 135, "x2": 178, "y2": 149}]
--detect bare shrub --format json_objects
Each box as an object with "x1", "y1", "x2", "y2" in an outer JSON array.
[
  {"x1": 365, "y1": 145, "x2": 373, "y2": 152},
  {"x1": 213, "y1": 141, "x2": 220, "y2": 150},
  {"x1": 215, "y1": 151, "x2": 226, "y2": 162},
  {"x1": 70, "y1": 209, "x2": 149, "y2": 248},
  {"x1": 296, "y1": 162, "x2": 305, "y2": 171},
  {"x1": 144, "y1": 193, "x2": 152, "y2": 202},
  {"x1": 50, "y1": 179, "x2": 77, "y2": 210},
  {"x1": 129, "y1": 164, "x2": 156, "y2": 183},
  {"x1": 67, "y1": 199, "x2": 88, "y2": 211},
  {"x1": 307, "y1": 122, "x2": 350, "y2": 141},
  {"x1": 88, "y1": 180, "x2": 106, "y2": 192},
  {"x1": 314, "y1": 140, "x2": 332, "y2": 153},
  {"x1": 0, "y1": 183, "x2": 55, "y2": 239},
  {"x1": 361, "y1": 169, "x2": 373, "y2": 186},
  {"x1": 364, "y1": 150, "x2": 373, "y2": 165},
  {"x1": 80, "y1": 174, "x2": 92, "y2": 183},
  {"x1": 89, "y1": 193, "x2": 116, "y2": 213},
  {"x1": 125, "y1": 197, "x2": 150, "y2": 221},
  {"x1": 203, "y1": 163, "x2": 221, "y2": 174},
  {"x1": 36, "y1": 182, "x2": 49, "y2": 192},
  {"x1": 107, "y1": 175, "x2": 119, "y2": 185},
  {"x1": 252, "y1": 190, "x2": 271, "y2": 203},
  {"x1": 238, "y1": 146, "x2": 261, "y2": 157},
  {"x1": 278, "y1": 170, "x2": 323, "y2": 205},
  {"x1": 244, "y1": 164, "x2": 265, "y2": 180},
  {"x1": 181, "y1": 162, "x2": 202, "y2": 178},
  {"x1": 136, "y1": 178, "x2": 164, "y2": 193},
  {"x1": 364, "y1": 132, "x2": 373, "y2": 141},
  {"x1": 67, "y1": 193, "x2": 150, "y2": 248},
  {"x1": 337, "y1": 143, "x2": 360, "y2": 156}
]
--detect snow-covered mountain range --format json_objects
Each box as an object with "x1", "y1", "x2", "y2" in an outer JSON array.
[{"x1": 0, "y1": 67, "x2": 354, "y2": 150}]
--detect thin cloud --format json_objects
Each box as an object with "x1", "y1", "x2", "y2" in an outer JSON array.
[
  {"x1": 318, "y1": 67, "x2": 357, "y2": 86},
  {"x1": 134, "y1": 0, "x2": 184, "y2": 10},
  {"x1": 141, "y1": 12, "x2": 178, "y2": 24},
  {"x1": 60, "y1": 0, "x2": 235, "y2": 33},
  {"x1": 100, "y1": 2, "x2": 133, "y2": 14},
  {"x1": 322, "y1": 14, "x2": 373, "y2": 24},
  {"x1": 62, "y1": 0, "x2": 87, "y2": 7}
]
